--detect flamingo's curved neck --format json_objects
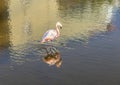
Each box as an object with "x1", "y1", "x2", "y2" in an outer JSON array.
[{"x1": 55, "y1": 25, "x2": 60, "y2": 36}]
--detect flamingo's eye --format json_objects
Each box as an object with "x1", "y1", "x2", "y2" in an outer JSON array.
[{"x1": 60, "y1": 26, "x2": 62, "y2": 29}]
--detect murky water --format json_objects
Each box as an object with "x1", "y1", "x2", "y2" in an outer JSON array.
[{"x1": 0, "y1": 0, "x2": 120, "y2": 85}]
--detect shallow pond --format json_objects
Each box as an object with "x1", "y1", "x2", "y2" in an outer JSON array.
[{"x1": 0, "y1": 0, "x2": 120, "y2": 85}]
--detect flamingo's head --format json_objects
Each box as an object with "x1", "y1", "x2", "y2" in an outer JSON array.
[{"x1": 56, "y1": 22, "x2": 62, "y2": 29}]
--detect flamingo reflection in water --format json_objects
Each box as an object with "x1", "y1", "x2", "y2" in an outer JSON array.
[{"x1": 41, "y1": 46, "x2": 62, "y2": 68}]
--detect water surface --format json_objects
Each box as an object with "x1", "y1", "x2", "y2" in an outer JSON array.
[{"x1": 0, "y1": 0, "x2": 120, "y2": 85}]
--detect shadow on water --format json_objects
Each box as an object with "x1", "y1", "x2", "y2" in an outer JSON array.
[{"x1": 0, "y1": 0, "x2": 10, "y2": 49}]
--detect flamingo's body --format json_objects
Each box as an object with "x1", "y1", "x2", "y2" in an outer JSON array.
[{"x1": 41, "y1": 22, "x2": 62, "y2": 43}]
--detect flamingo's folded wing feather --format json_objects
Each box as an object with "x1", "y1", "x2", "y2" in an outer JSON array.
[{"x1": 42, "y1": 30, "x2": 57, "y2": 40}]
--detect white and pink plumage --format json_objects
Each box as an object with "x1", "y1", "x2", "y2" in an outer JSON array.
[{"x1": 40, "y1": 22, "x2": 62, "y2": 43}]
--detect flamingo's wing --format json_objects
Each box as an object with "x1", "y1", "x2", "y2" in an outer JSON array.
[
  {"x1": 42, "y1": 30, "x2": 49, "y2": 40},
  {"x1": 42, "y1": 30, "x2": 57, "y2": 40}
]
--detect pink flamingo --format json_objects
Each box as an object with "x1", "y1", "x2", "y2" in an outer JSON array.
[{"x1": 40, "y1": 22, "x2": 62, "y2": 43}]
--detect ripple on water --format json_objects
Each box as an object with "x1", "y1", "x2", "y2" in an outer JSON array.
[{"x1": 9, "y1": 43, "x2": 42, "y2": 65}]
